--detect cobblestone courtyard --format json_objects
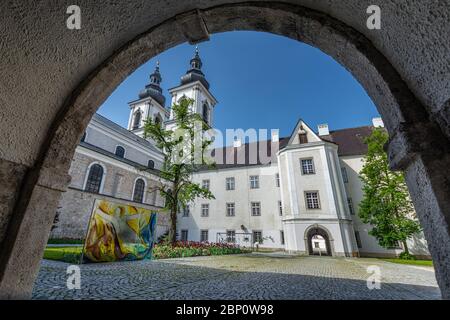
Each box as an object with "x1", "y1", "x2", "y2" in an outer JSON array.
[{"x1": 32, "y1": 253, "x2": 440, "y2": 300}]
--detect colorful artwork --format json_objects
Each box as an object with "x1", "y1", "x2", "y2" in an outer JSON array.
[{"x1": 82, "y1": 199, "x2": 157, "y2": 263}]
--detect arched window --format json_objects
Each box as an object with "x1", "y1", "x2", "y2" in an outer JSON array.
[
  {"x1": 115, "y1": 146, "x2": 125, "y2": 158},
  {"x1": 202, "y1": 103, "x2": 209, "y2": 124},
  {"x1": 85, "y1": 164, "x2": 104, "y2": 194},
  {"x1": 132, "y1": 110, "x2": 142, "y2": 129},
  {"x1": 147, "y1": 159, "x2": 155, "y2": 169},
  {"x1": 154, "y1": 114, "x2": 162, "y2": 126},
  {"x1": 133, "y1": 178, "x2": 145, "y2": 203}
]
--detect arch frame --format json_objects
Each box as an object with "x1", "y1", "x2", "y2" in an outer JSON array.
[
  {"x1": 304, "y1": 224, "x2": 335, "y2": 257},
  {"x1": 131, "y1": 177, "x2": 148, "y2": 204},
  {"x1": 82, "y1": 162, "x2": 107, "y2": 194},
  {"x1": 1, "y1": 1, "x2": 449, "y2": 299}
]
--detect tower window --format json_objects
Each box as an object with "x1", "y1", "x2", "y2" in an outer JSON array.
[
  {"x1": 132, "y1": 111, "x2": 142, "y2": 129},
  {"x1": 115, "y1": 146, "x2": 125, "y2": 158},
  {"x1": 202, "y1": 103, "x2": 209, "y2": 124},
  {"x1": 85, "y1": 164, "x2": 104, "y2": 194},
  {"x1": 133, "y1": 178, "x2": 145, "y2": 203},
  {"x1": 147, "y1": 160, "x2": 155, "y2": 169},
  {"x1": 154, "y1": 114, "x2": 162, "y2": 126}
]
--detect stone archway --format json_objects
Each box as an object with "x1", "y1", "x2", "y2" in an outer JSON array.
[
  {"x1": 0, "y1": 1, "x2": 449, "y2": 299},
  {"x1": 305, "y1": 225, "x2": 334, "y2": 257}
]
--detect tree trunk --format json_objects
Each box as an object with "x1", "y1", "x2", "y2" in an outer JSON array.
[
  {"x1": 402, "y1": 240, "x2": 409, "y2": 255},
  {"x1": 169, "y1": 205, "x2": 177, "y2": 245}
]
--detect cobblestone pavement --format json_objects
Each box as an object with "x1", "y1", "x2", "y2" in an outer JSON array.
[{"x1": 32, "y1": 253, "x2": 440, "y2": 300}]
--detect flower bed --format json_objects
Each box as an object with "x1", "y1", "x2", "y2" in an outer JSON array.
[
  {"x1": 152, "y1": 241, "x2": 248, "y2": 259},
  {"x1": 43, "y1": 242, "x2": 248, "y2": 263}
]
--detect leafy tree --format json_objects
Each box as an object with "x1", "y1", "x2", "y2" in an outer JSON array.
[
  {"x1": 143, "y1": 97, "x2": 215, "y2": 244},
  {"x1": 358, "y1": 128, "x2": 421, "y2": 256}
]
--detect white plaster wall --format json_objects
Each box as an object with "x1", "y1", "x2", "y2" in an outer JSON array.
[
  {"x1": 85, "y1": 119, "x2": 163, "y2": 169},
  {"x1": 178, "y1": 164, "x2": 284, "y2": 248},
  {"x1": 340, "y1": 155, "x2": 430, "y2": 257}
]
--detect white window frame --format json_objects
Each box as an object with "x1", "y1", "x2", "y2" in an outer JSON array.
[
  {"x1": 83, "y1": 162, "x2": 107, "y2": 194},
  {"x1": 226, "y1": 202, "x2": 235, "y2": 217},
  {"x1": 131, "y1": 177, "x2": 147, "y2": 203},
  {"x1": 251, "y1": 202, "x2": 261, "y2": 216},
  {"x1": 341, "y1": 167, "x2": 349, "y2": 183},
  {"x1": 201, "y1": 204, "x2": 209, "y2": 217},
  {"x1": 305, "y1": 191, "x2": 321, "y2": 210},
  {"x1": 200, "y1": 229, "x2": 209, "y2": 242},
  {"x1": 181, "y1": 229, "x2": 189, "y2": 242},
  {"x1": 250, "y1": 175, "x2": 260, "y2": 189},
  {"x1": 202, "y1": 179, "x2": 210, "y2": 190},
  {"x1": 300, "y1": 158, "x2": 315, "y2": 175},
  {"x1": 226, "y1": 177, "x2": 235, "y2": 191}
]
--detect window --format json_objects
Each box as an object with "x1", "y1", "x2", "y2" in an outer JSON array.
[
  {"x1": 85, "y1": 164, "x2": 104, "y2": 194},
  {"x1": 226, "y1": 177, "x2": 235, "y2": 190},
  {"x1": 154, "y1": 115, "x2": 162, "y2": 126},
  {"x1": 348, "y1": 198, "x2": 355, "y2": 215},
  {"x1": 305, "y1": 191, "x2": 320, "y2": 209},
  {"x1": 132, "y1": 111, "x2": 142, "y2": 129},
  {"x1": 147, "y1": 160, "x2": 155, "y2": 169},
  {"x1": 278, "y1": 201, "x2": 283, "y2": 216},
  {"x1": 201, "y1": 204, "x2": 209, "y2": 217},
  {"x1": 133, "y1": 178, "x2": 145, "y2": 203},
  {"x1": 275, "y1": 173, "x2": 280, "y2": 187},
  {"x1": 226, "y1": 203, "x2": 235, "y2": 217},
  {"x1": 81, "y1": 132, "x2": 86, "y2": 142},
  {"x1": 226, "y1": 230, "x2": 236, "y2": 243},
  {"x1": 299, "y1": 133, "x2": 308, "y2": 144},
  {"x1": 251, "y1": 202, "x2": 261, "y2": 216},
  {"x1": 202, "y1": 179, "x2": 210, "y2": 190},
  {"x1": 250, "y1": 175, "x2": 259, "y2": 189},
  {"x1": 280, "y1": 231, "x2": 285, "y2": 245},
  {"x1": 355, "y1": 231, "x2": 362, "y2": 249},
  {"x1": 341, "y1": 167, "x2": 349, "y2": 183},
  {"x1": 202, "y1": 103, "x2": 209, "y2": 124},
  {"x1": 301, "y1": 159, "x2": 315, "y2": 175},
  {"x1": 115, "y1": 146, "x2": 125, "y2": 158},
  {"x1": 181, "y1": 230, "x2": 188, "y2": 242},
  {"x1": 200, "y1": 230, "x2": 209, "y2": 242},
  {"x1": 253, "y1": 231, "x2": 263, "y2": 244},
  {"x1": 182, "y1": 205, "x2": 190, "y2": 217}
]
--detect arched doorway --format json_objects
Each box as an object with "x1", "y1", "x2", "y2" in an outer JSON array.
[
  {"x1": 0, "y1": 2, "x2": 449, "y2": 299},
  {"x1": 307, "y1": 230, "x2": 331, "y2": 256},
  {"x1": 305, "y1": 226, "x2": 333, "y2": 256}
]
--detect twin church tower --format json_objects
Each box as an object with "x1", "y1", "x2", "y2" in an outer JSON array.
[{"x1": 126, "y1": 47, "x2": 218, "y2": 136}]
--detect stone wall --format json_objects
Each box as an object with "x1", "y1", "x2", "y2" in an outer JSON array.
[{"x1": 50, "y1": 187, "x2": 169, "y2": 241}]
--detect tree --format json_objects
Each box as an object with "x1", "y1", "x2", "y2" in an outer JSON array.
[
  {"x1": 358, "y1": 128, "x2": 421, "y2": 256},
  {"x1": 143, "y1": 97, "x2": 215, "y2": 244}
]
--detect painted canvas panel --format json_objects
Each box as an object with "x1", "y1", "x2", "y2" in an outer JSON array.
[{"x1": 83, "y1": 199, "x2": 157, "y2": 263}]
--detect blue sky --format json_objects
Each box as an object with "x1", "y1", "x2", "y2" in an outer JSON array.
[{"x1": 98, "y1": 31, "x2": 379, "y2": 144}]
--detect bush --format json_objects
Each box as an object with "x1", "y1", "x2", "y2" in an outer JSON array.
[
  {"x1": 152, "y1": 241, "x2": 248, "y2": 259},
  {"x1": 47, "y1": 238, "x2": 84, "y2": 245},
  {"x1": 399, "y1": 252, "x2": 416, "y2": 260}
]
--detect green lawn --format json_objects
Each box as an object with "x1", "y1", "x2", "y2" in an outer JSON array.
[
  {"x1": 44, "y1": 246, "x2": 83, "y2": 264},
  {"x1": 380, "y1": 258, "x2": 433, "y2": 267}
]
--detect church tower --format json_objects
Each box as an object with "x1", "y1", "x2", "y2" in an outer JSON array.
[
  {"x1": 165, "y1": 46, "x2": 218, "y2": 131},
  {"x1": 127, "y1": 62, "x2": 169, "y2": 137}
]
